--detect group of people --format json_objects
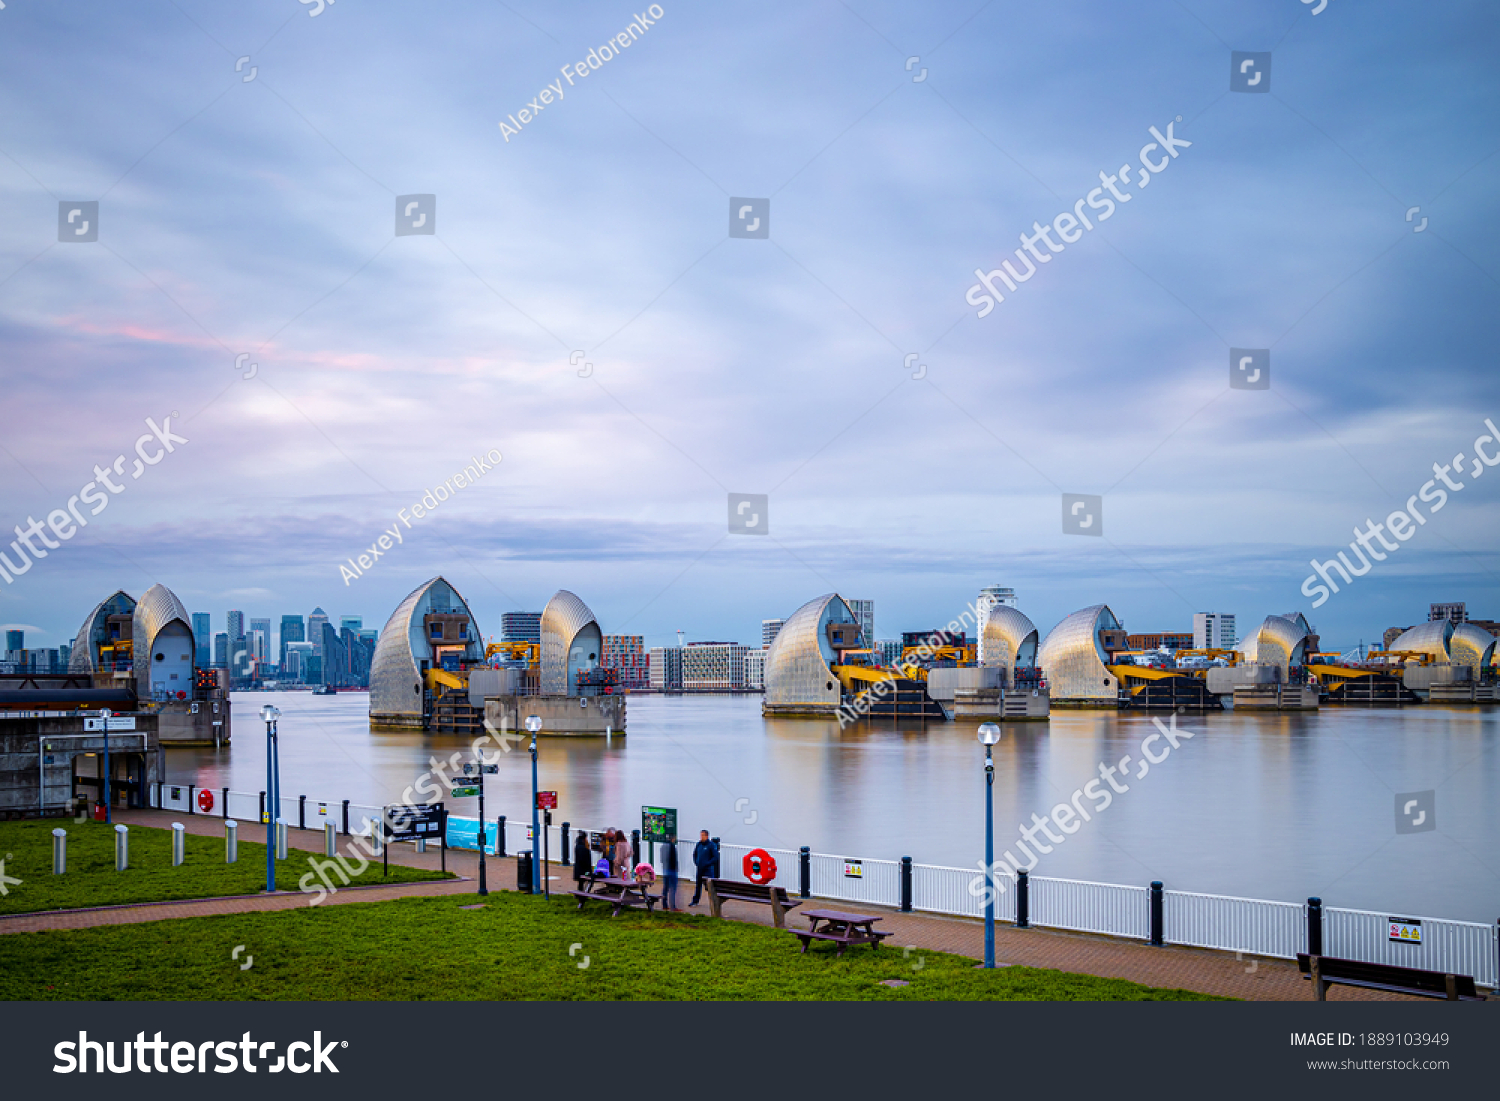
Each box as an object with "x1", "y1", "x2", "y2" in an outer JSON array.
[{"x1": 572, "y1": 827, "x2": 721, "y2": 912}]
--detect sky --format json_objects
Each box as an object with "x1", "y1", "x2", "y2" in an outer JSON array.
[{"x1": 0, "y1": 0, "x2": 1497, "y2": 654}]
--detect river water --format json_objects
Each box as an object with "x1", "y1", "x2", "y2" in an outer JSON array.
[{"x1": 165, "y1": 691, "x2": 1500, "y2": 923}]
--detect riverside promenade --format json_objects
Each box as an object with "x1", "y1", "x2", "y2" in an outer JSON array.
[{"x1": 0, "y1": 809, "x2": 1417, "y2": 1002}]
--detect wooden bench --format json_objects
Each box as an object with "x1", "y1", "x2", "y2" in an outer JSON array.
[
  {"x1": 1296, "y1": 954, "x2": 1487, "y2": 1001},
  {"x1": 792, "y1": 909, "x2": 892, "y2": 957},
  {"x1": 570, "y1": 874, "x2": 659, "y2": 918},
  {"x1": 706, "y1": 879, "x2": 802, "y2": 928}
]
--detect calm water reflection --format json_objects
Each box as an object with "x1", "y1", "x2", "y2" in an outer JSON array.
[{"x1": 167, "y1": 691, "x2": 1500, "y2": 922}]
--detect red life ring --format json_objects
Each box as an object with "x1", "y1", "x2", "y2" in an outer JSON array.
[
  {"x1": 197, "y1": 789, "x2": 214, "y2": 813},
  {"x1": 743, "y1": 848, "x2": 777, "y2": 885}
]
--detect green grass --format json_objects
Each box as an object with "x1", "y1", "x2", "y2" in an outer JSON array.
[
  {"x1": 0, "y1": 891, "x2": 1225, "y2": 1001},
  {"x1": 0, "y1": 818, "x2": 449, "y2": 915}
]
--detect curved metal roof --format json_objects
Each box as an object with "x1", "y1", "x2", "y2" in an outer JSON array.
[
  {"x1": 540, "y1": 590, "x2": 600, "y2": 695},
  {"x1": 763, "y1": 593, "x2": 858, "y2": 709},
  {"x1": 1388, "y1": 619, "x2": 1455, "y2": 665},
  {"x1": 133, "y1": 584, "x2": 193, "y2": 696},
  {"x1": 1238, "y1": 614, "x2": 1309, "y2": 676},
  {"x1": 981, "y1": 605, "x2": 1038, "y2": 688},
  {"x1": 67, "y1": 590, "x2": 136, "y2": 674},
  {"x1": 1450, "y1": 623, "x2": 1497, "y2": 671},
  {"x1": 369, "y1": 577, "x2": 483, "y2": 722},
  {"x1": 1037, "y1": 604, "x2": 1121, "y2": 700}
]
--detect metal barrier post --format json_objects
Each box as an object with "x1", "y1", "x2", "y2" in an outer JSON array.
[
  {"x1": 225, "y1": 819, "x2": 238, "y2": 863},
  {"x1": 900, "y1": 856, "x2": 913, "y2": 912},
  {"x1": 1149, "y1": 881, "x2": 1164, "y2": 946},
  {"x1": 172, "y1": 822, "x2": 186, "y2": 866},
  {"x1": 275, "y1": 818, "x2": 288, "y2": 860},
  {"x1": 187, "y1": 785, "x2": 195, "y2": 815},
  {"x1": 259, "y1": 790, "x2": 265, "y2": 823},
  {"x1": 221, "y1": 787, "x2": 228, "y2": 819},
  {"x1": 631, "y1": 829, "x2": 641, "y2": 868},
  {"x1": 561, "y1": 821, "x2": 570, "y2": 866},
  {"x1": 799, "y1": 847, "x2": 811, "y2": 899},
  {"x1": 1307, "y1": 897, "x2": 1323, "y2": 957},
  {"x1": 324, "y1": 821, "x2": 336, "y2": 857},
  {"x1": 342, "y1": 799, "x2": 350, "y2": 836},
  {"x1": 1016, "y1": 868, "x2": 1029, "y2": 928},
  {"x1": 497, "y1": 815, "x2": 507, "y2": 857},
  {"x1": 114, "y1": 824, "x2": 129, "y2": 871},
  {"x1": 52, "y1": 828, "x2": 66, "y2": 874},
  {"x1": 298, "y1": 795, "x2": 306, "y2": 830}
]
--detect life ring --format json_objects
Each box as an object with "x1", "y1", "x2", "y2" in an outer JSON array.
[
  {"x1": 197, "y1": 789, "x2": 214, "y2": 813},
  {"x1": 743, "y1": 848, "x2": 777, "y2": 884}
]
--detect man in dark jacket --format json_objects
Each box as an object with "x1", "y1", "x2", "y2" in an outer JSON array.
[
  {"x1": 660, "y1": 835, "x2": 680, "y2": 910},
  {"x1": 689, "y1": 830, "x2": 717, "y2": 906}
]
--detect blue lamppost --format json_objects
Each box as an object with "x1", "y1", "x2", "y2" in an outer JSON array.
[
  {"x1": 261, "y1": 704, "x2": 281, "y2": 892},
  {"x1": 525, "y1": 714, "x2": 542, "y2": 893},
  {"x1": 978, "y1": 722, "x2": 1001, "y2": 969},
  {"x1": 98, "y1": 708, "x2": 113, "y2": 824}
]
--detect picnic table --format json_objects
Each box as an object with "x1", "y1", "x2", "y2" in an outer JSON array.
[
  {"x1": 792, "y1": 909, "x2": 891, "y2": 957},
  {"x1": 570, "y1": 873, "x2": 659, "y2": 917}
]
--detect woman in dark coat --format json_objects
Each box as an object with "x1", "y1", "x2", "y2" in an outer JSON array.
[{"x1": 573, "y1": 829, "x2": 592, "y2": 885}]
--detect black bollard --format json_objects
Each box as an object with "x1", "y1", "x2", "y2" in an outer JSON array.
[
  {"x1": 1016, "y1": 868, "x2": 1030, "y2": 928},
  {"x1": 1149, "y1": 881, "x2": 1164, "y2": 946},
  {"x1": 900, "y1": 856, "x2": 913, "y2": 912},
  {"x1": 497, "y1": 815, "x2": 507, "y2": 857},
  {"x1": 1307, "y1": 897, "x2": 1323, "y2": 957},
  {"x1": 799, "y1": 847, "x2": 811, "y2": 899}
]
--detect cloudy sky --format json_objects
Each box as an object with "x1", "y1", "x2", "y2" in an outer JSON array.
[{"x1": 1, "y1": 0, "x2": 1496, "y2": 653}]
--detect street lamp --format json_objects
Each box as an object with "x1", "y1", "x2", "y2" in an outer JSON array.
[
  {"x1": 525, "y1": 714, "x2": 542, "y2": 893},
  {"x1": 260, "y1": 704, "x2": 281, "y2": 893},
  {"x1": 977, "y1": 722, "x2": 1002, "y2": 969},
  {"x1": 98, "y1": 708, "x2": 113, "y2": 824}
]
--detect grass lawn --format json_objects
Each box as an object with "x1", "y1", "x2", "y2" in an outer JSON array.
[
  {"x1": 0, "y1": 818, "x2": 449, "y2": 916},
  {"x1": 0, "y1": 891, "x2": 1225, "y2": 1001}
]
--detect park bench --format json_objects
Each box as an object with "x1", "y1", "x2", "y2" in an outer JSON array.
[
  {"x1": 1296, "y1": 954, "x2": 1487, "y2": 1001},
  {"x1": 706, "y1": 879, "x2": 802, "y2": 929},
  {"x1": 792, "y1": 909, "x2": 891, "y2": 957}
]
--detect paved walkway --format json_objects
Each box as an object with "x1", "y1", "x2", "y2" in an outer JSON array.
[{"x1": 3, "y1": 809, "x2": 1416, "y2": 1001}]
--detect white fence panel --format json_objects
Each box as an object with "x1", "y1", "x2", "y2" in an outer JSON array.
[
  {"x1": 225, "y1": 788, "x2": 261, "y2": 824},
  {"x1": 1165, "y1": 891, "x2": 1304, "y2": 958},
  {"x1": 157, "y1": 783, "x2": 192, "y2": 813},
  {"x1": 1029, "y1": 876, "x2": 1149, "y2": 939},
  {"x1": 808, "y1": 853, "x2": 900, "y2": 907},
  {"x1": 1326, "y1": 907, "x2": 1497, "y2": 989},
  {"x1": 913, "y1": 863, "x2": 1014, "y2": 920}
]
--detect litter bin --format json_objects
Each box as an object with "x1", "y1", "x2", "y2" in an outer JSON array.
[
  {"x1": 93, "y1": 802, "x2": 107, "y2": 822},
  {"x1": 516, "y1": 850, "x2": 533, "y2": 894}
]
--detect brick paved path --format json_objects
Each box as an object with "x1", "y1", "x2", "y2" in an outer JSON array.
[{"x1": 1, "y1": 809, "x2": 1416, "y2": 1001}]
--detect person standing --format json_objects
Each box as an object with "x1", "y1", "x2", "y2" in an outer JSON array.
[
  {"x1": 612, "y1": 827, "x2": 632, "y2": 880},
  {"x1": 573, "y1": 828, "x2": 592, "y2": 886},
  {"x1": 690, "y1": 830, "x2": 717, "y2": 906},
  {"x1": 660, "y1": 834, "x2": 680, "y2": 911}
]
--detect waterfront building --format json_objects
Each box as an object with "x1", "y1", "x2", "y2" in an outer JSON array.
[
  {"x1": 743, "y1": 648, "x2": 766, "y2": 690},
  {"x1": 1193, "y1": 612, "x2": 1237, "y2": 651},
  {"x1": 876, "y1": 639, "x2": 903, "y2": 665},
  {"x1": 602, "y1": 634, "x2": 649, "y2": 690},
  {"x1": 283, "y1": 641, "x2": 314, "y2": 681},
  {"x1": 1236, "y1": 613, "x2": 1311, "y2": 679},
  {"x1": 307, "y1": 607, "x2": 329, "y2": 658},
  {"x1": 341, "y1": 615, "x2": 362, "y2": 633},
  {"x1": 761, "y1": 619, "x2": 784, "y2": 648},
  {"x1": 191, "y1": 612, "x2": 211, "y2": 666},
  {"x1": 1128, "y1": 632, "x2": 1194, "y2": 651},
  {"x1": 226, "y1": 609, "x2": 244, "y2": 641},
  {"x1": 249, "y1": 618, "x2": 271, "y2": 662},
  {"x1": 213, "y1": 632, "x2": 228, "y2": 668},
  {"x1": 5, "y1": 629, "x2": 22, "y2": 652},
  {"x1": 649, "y1": 646, "x2": 683, "y2": 690},
  {"x1": 976, "y1": 585, "x2": 1016, "y2": 663},
  {"x1": 683, "y1": 642, "x2": 748, "y2": 690},
  {"x1": 502, "y1": 611, "x2": 543, "y2": 645},
  {"x1": 1389, "y1": 620, "x2": 1496, "y2": 673},
  {"x1": 1429, "y1": 602, "x2": 1466, "y2": 623},
  {"x1": 279, "y1": 614, "x2": 305, "y2": 668}
]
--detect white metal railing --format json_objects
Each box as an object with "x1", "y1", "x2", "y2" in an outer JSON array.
[
  {"x1": 149, "y1": 784, "x2": 1499, "y2": 988},
  {"x1": 1326, "y1": 906, "x2": 1498, "y2": 990},
  {"x1": 1030, "y1": 875, "x2": 1150, "y2": 939}
]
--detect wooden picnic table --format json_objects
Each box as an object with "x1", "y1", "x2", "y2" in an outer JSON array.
[
  {"x1": 793, "y1": 909, "x2": 891, "y2": 957},
  {"x1": 570, "y1": 873, "x2": 659, "y2": 917}
]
